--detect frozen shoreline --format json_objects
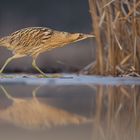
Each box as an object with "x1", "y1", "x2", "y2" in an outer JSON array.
[{"x1": 0, "y1": 74, "x2": 140, "y2": 86}]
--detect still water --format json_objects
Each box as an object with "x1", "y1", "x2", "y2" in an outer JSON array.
[{"x1": 0, "y1": 75, "x2": 140, "y2": 140}]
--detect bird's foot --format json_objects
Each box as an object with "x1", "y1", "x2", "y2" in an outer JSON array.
[
  {"x1": 0, "y1": 73, "x2": 14, "y2": 78},
  {"x1": 37, "y1": 74, "x2": 73, "y2": 79},
  {"x1": 37, "y1": 73, "x2": 63, "y2": 78}
]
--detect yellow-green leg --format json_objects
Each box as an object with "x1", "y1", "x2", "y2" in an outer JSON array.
[
  {"x1": 32, "y1": 58, "x2": 49, "y2": 78},
  {"x1": 0, "y1": 86, "x2": 15, "y2": 101},
  {"x1": 32, "y1": 85, "x2": 42, "y2": 99},
  {"x1": 32, "y1": 58, "x2": 62, "y2": 78},
  {"x1": 0, "y1": 54, "x2": 23, "y2": 73}
]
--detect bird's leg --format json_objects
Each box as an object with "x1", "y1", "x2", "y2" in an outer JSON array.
[
  {"x1": 32, "y1": 58, "x2": 50, "y2": 78},
  {"x1": 0, "y1": 54, "x2": 23, "y2": 73},
  {"x1": 0, "y1": 86, "x2": 16, "y2": 101},
  {"x1": 32, "y1": 85, "x2": 42, "y2": 100},
  {"x1": 32, "y1": 57, "x2": 63, "y2": 78}
]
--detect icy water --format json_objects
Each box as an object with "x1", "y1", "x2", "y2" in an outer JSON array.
[{"x1": 0, "y1": 74, "x2": 140, "y2": 140}]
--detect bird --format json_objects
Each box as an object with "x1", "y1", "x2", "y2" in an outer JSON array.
[{"x1": 0, "y1": 27, "x2": 94, "y2": 77}]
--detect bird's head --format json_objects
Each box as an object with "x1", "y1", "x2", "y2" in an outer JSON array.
[
  {"x1": 52, "y1": 31, "x2": 95, "y2": 46},
  {"x1": 71, "y1": 33, "x2": 95, "y2": 43}
]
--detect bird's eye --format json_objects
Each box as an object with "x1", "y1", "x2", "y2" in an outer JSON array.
[{"x1": 78, "y1": 33, "x2": 83, "y2": 39}]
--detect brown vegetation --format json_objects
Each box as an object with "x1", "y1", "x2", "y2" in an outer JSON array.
[{"x1": 85, "y1": 0, "x2": 140, "y2": 76}]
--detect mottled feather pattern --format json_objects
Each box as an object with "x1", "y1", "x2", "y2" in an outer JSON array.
[
  {"x1": 9, "y1": 27, "x2": 54, "y2": 55},
  {"x1": 0, "y1": 27, "x2": 94, "y2": 76}
]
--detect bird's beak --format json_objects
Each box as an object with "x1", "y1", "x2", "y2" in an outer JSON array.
[
  {"x1": 85, "y1": 34, "x2": 95, "y2": 38},
  {"x1": 77, "y1": 33, "x2": 95, "y2": 42},
  {"x1": 71, "y1": 33, "x2": 95, "y2": 43}
]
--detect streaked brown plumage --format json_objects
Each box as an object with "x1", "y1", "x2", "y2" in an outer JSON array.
[{"x1": 0, "y1": 27, "x2": 94, "y2": 77}]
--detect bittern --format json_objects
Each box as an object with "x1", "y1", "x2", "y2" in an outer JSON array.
[{"x1": 0, "y1": 27, "x2": 94, "y2": 77}]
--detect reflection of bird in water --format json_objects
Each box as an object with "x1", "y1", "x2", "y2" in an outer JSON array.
[
  {"x1": 0, "y1": 27, "x2": 94, "y2": 77},
  {"x1": 0, "y1": 86, "x2": 89, "y2": 129}
]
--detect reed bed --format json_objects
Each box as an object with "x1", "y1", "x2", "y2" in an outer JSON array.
[
  {"x1": 85, "y1": 0, "x2": 140, "y2": 76},
  {"x1": 91, "y1": 85, "x2": 140, "y2": 140}
]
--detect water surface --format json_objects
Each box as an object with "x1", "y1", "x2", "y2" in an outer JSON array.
[{"x1": 0, "y1": 75, "x2": 140, "y2": 140}]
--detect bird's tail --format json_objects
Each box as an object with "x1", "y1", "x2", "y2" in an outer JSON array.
[
  {"x1": 0, "y1": 37, "x2": 7, "y2": 46},
  {"x1": 0, "y1": 37, "x2": 4, "y2": 46}
]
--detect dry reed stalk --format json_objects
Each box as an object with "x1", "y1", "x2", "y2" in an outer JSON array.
[
  {"x1": 89, "y1": 0, "x2": 105, "y2": 75},
  {"x1": 87, "y1": 0, "x2": 140, "y2": 76}
]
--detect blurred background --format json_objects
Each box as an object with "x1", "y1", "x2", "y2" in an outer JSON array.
[{"x1": 0, "y1": 0, "x2": 95, "y2": 73}]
